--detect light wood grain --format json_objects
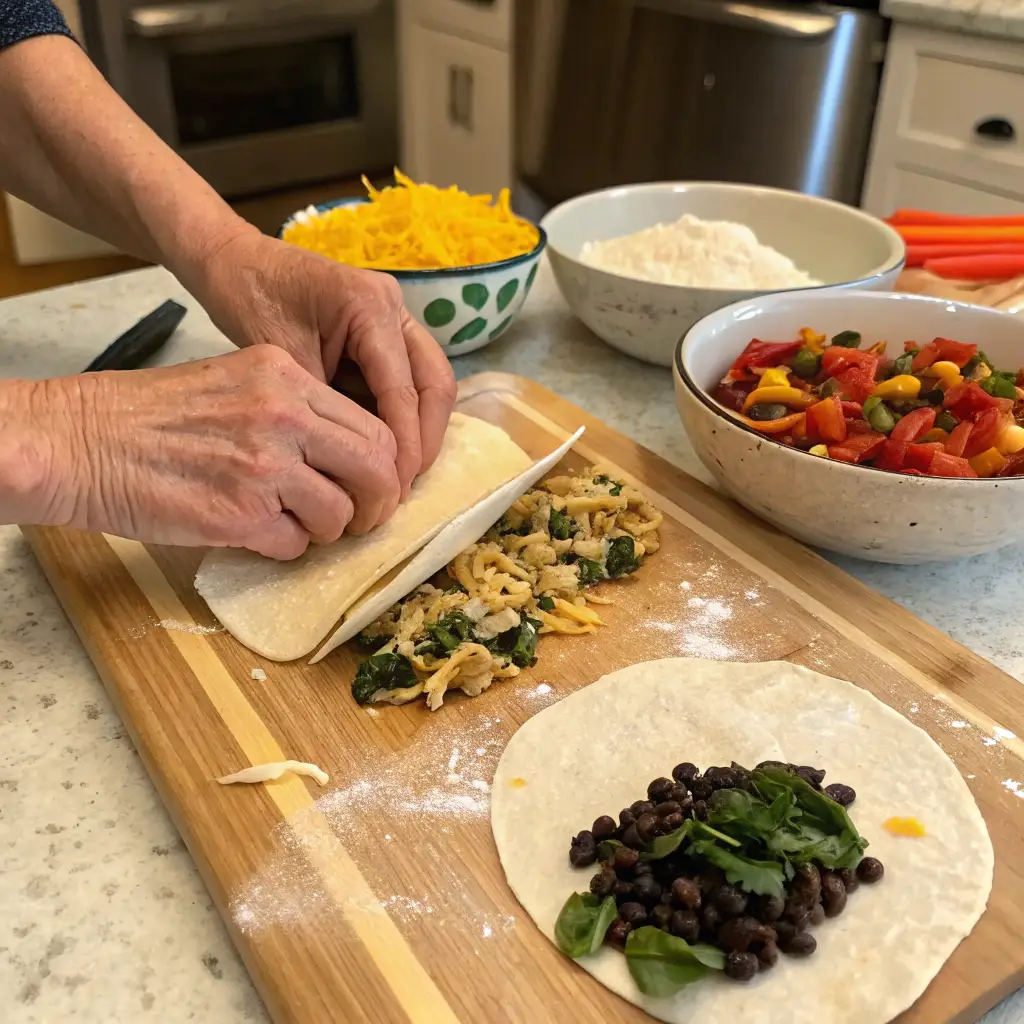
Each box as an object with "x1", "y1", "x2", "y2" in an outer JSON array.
[{"x1": 22, "y1": 373, "x2": 1024, "y2": 1024}]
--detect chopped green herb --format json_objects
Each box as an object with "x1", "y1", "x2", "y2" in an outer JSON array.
[
  {"x1": 538, "y1": 595, "x2": 556, "y2": 612},
  {"x1": 548, "y1": 506, "x2": 573, "y2": 541},
  {"x1": 830, "y1": 330, "x2": 862, "y2": 348},
  {"x1": 689, "y1": 840, "x2": 787, "y2": 900}
]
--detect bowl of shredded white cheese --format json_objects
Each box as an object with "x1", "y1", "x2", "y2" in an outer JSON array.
[{"x1": 541, "y1": 182, "x2": 905, "y2": 367}]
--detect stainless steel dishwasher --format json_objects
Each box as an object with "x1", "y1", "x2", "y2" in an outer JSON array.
[{"x1": 513, "y1": 0, "x2": 887, "y2": 213}]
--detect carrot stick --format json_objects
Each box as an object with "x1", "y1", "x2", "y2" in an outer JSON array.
[
  {"x1": 924, "y1": 253, "x2": 1024, "y2": 280},
  {"x1": 895, "y1": 225, "x2": 1024, "y2": 244},
  {"x1": 905, "y1": 242, "x2": 1024, "y2": 268},
  {"x1": 888, "y1": 209, "x2": 1024, "y2": 227}
]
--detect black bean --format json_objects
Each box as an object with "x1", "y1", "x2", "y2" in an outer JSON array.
[
  {"x1": 758, "y1": 894, "x2": 785, "y2": 922},
  {"x1": 717, "y1": 917, "x2": 772, "y2": 953},
  {"x1": 698, "y1": 869, "x2": 725, "y2": 895},
  {"x1": 838, "y1": 868, "x2": 860, "y2": 894},
  {"x1": 569, "y1": 830, "x2": 597, "y2": 868},
  {"x1": 613, "y1": 846, "x2": 639, "y2": 871},
  {"x1": 635, "y1": 813, "x2": 659, "y2": 843},
  {"x1": 672, "y1": 762, "x2": 698, "y2": 784},
  {"x1": 693, "y1": 799, "x2": 709, "y2": 821},
  {"x1": 591, "y1": 815, "x2": 617, "y2": 840},
  {"x1": 660, "y1": 812, "x2": 685, "y2": 833},
  {"x1": 757, "y1": 940, "x2": 780, "y2": 971},
  {"x1": 700, "y1": 904, "x2": 722, "y2": 936},
  {"x1": 825, "y1": 783, "x2": 857, "y2": 807},
  {"x1": 634, "y1": 861, "x2": 653, "y2": 877},
  {"x1": 689, "y1": 777, "x2": 713, "y2": 800},
  {"x1": 773, "y1": 920, "x2": 797, "y2": 945},
  {"x1": 711, "y1": 884, "x2": 748, "y2": 917},
  {"x1": 795, "y1": 766, "x2": 826, "y2": 789},
  {"x1": 670, "y1": 909, "x2": 700, "y2": 943},
  {"x1": 647, "y1": 777, "x2": 675, "y2": 801},
  {"x1": 671, "y1": 877, "x2": 702, "y2": 911},
  {"x1": 857, "y1": 857, "x2": 885, "y2": 884},
  {"x1": 779, "y1": 930, "x2": 817, "y2": 957},
  {"x1": 630, "y1": 800, "x2": 656, "y2": 816},
  {"x1": 613, "y1": 880, "x2": 634, "y2": 902},
  {"x1": 704, "y1": 766, "x2": 739, "y2": 790},
  {"x1": 668, "y1": 784, "x2": 690, "y2": 804},
  {"x1": 632, "y1": 874, "x2": 662, "y2": 905},
  {"x1": 821, "y1": 873, "x2": 847, "y2": 918},
  {"x1": 654, "y1": 800, "x2": 682, "y2": 819},
  {"x1": 809, "y1": 903, "x2": 825, "y2": 927},
  {"x1": 724, "y1": 951, "x2": 759, "y2": 981},
  {"x1": 618, "y1": 808, "x2": 635, "y2": 829},
  {"x1": 650, "y1": 904, "x2": 673, "y2": 930},
  {"x1": 590, "y1": 867, "x2": 616, "y2": 897},
  {"x1": 621, "y1": 824, "x2": 644, "y2": 850},
  {"x1": 788, "y1": 862, "x2": 821, "y2": 909},
  {"x1": 606, "y1": 919, "x2": 631, "y2": 949},
  {"x1": 619, "y1": 901, "x2": 648, "y2": 926}
]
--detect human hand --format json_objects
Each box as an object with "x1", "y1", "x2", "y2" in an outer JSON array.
[
  {"x1": 25, "y1": 346, "x2": 401, "y2": 559},
  {"x1": 187, "y1": 226, "x2": 458, "y2": 499}
]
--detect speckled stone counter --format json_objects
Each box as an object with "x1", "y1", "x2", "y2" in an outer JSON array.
[
  {"x1": 2, "y1": 263, "x2": 1022, "y2": 1022},
  {"x1": 882, "y1": 0, "x2": 1024, "y2": 42}
]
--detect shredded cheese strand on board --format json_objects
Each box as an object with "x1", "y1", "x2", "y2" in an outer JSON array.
[{"x1": 217, "y1": 761, "x2": 329, "y2": 787}]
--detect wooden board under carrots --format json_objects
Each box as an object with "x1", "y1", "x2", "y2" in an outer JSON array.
[{"x1": 21, "y1": 372, "x2": 1024, "y2": 1024}]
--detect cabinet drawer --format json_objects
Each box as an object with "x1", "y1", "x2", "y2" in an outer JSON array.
[
  {"x1": 907, "y1": 53, "x2": 1024, "y2": 169},
  {"x1": 407, "y1": 0, "x2": 510, "y2": 48},
  {"x1": 400, "y1": 23, "x2": 511, "y2": 195},
  {"x1": 864, "y1": 166, "x2": 1024, "y2": 220}
]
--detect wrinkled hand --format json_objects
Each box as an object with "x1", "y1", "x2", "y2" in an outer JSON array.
[
  {"x1": 33, "y1": 347, "x2": 401, "y2": 559},
  {"x1": 191, "y1": 227, "x2": 458, "y2": 499}
]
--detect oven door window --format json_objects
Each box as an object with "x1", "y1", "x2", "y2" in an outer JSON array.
[{"x1": 169, "y1": 36, "x2": 359, "y2": 144}]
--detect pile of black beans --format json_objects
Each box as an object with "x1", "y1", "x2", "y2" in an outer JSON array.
[{"x1": 567, "y1": 761, "x2": 885, "y2": 982}]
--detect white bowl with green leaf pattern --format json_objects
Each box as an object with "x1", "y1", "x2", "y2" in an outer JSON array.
[{"x1": 280, "y1": 198, "x2": 547, "y2": 357}]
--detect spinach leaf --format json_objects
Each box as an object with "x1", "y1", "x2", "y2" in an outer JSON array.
[
  {"x1": 554, "y1": 893, "x2": 617, "y2": 958},
  {"x1": 576, "y1": 558, "x2": 607, "y2": 586},
  {"x1": 640, "y1": 820, "x2": 692, "y2": 860},
  {"x1": 593, "y1": 473, "x2": 623, "y2": 496},
  {"x1": 625, "y1": 927, "x2": 725, "y2": 997},
  {"x1": 484, "y1": 617, "x2": 540, "y2": 668},
  {"x1": 830, "y1": 330, "x2": 862, "y2": 348},
  {"x1": 981, "y1": 369, "x2": 1018, "y2": 399},
  {"x1": 351, "y1": 653, "x2": 418, "y2": 705},
  {"x1": 689, "y1": 841, "x2": 787, "y2": 899},
  {"x1": 538, "y1": 595, "x2": 556, "y2": 612},
  {"x1": 708, "y1": 788, "x2": 791, "y2": 841},
  {"x1": 605, "y1": 536, "x2": 641, "y2": 579},
  {"x1": 598, "y1": 839, "x2": 623, "y2": 862},
  {"x1": 548, "y1": 507, "x2": 574, "y2": 541},
  {"x1": 426, "y1": 610, "x2": 476, "y2": 651}
]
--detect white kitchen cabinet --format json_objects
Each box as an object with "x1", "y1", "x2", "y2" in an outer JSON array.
[
  {"x1": 863, "y1": 23, "x2": 1024, "y2": 215},
  {"x1": 398, "y1": 2, "x2": 513, "y2": 195}
]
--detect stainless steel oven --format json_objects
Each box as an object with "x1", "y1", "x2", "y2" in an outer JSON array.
[{"x1": 80, "y1": 0, "x2": 397, "y2": 198}]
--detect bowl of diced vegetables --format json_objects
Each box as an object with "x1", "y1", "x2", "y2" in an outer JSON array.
[
  {"x1": 280, "y1": 172, "x2": 546, "y2": 356},
  {"x1": 675, "y1": 288, "x2": 1024, "y2": 563}
]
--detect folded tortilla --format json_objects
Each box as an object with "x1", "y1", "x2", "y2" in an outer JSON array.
[{"x1": 194, "y1": 412, "x2": 532, "y2": 661}]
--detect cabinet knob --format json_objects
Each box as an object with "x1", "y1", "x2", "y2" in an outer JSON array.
[{"x1": 974, "y1": 117, "x2": 1016, "y2": 142}]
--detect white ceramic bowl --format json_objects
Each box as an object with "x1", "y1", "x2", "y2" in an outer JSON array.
[
  {"x1": 542, "y1": 182, "x2": 906, "y2": 367},
  {"x1": 281, "y1": 199, "x2": 546, "y2": 357},
  {"x1": 675, "y1": 289, "x2": 1024, "y2": 564}
]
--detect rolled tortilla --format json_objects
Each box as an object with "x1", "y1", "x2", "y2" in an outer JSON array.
[{"x1": 194, "y1": 413, "x2": 532, "y2": 661}]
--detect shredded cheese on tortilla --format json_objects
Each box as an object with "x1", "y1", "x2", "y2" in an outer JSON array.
[
  {"x1": 216, "y1": 761, "x2": 329, "y2": 787},
  {"x1": 281, "y1": 169, "x2": 540, "y2": 271}
]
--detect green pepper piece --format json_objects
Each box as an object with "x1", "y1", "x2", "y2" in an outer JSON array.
[
  {"x1": 892, "y1": 352, "x2": 914, "y2": 376},
  {"x1": 935, "y1": 410, "x2": 957, "y2": 433},
  {"x1": 862, "y1": 395, "x2": 882, "y2": 421},
  {"x1": 831, "y1": 331, "x2": 862, "y2": 348},
  {"x1": 819, "y1": 378, "x2": 840, "y2": 398},
  {"x1": 981, "y1": 370, "x2": 1017, "y2": 399},
  {"x1": 867, "y1": 401, "x2": 896, "y2": 434},
  {"x1": 747, "y1": 403, "x2": 789, "y2": 421},
  {"x1": 790, "y1": 347, "x2": 822, "y2": 379}
]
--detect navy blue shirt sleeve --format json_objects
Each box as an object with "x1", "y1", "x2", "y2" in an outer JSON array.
[{"x1": 0, "y1": 0, "x2": 74, "y2": 50}]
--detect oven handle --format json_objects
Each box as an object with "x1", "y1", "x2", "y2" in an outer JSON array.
[
  {"x1": 636, "y1": 0, "x2": 837, "y2": 38},
  {"x1": 128, "y1": 0, "x2": 381, "y2": 37}
]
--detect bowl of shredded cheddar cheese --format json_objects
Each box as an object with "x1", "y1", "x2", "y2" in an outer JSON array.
[{"x1": 280, "y1": 171, "x2": 546, "y2": 356}]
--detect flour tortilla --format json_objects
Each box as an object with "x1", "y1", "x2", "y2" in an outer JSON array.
[
  {"x1": 491, "y1": 659, "x2": 993, "y2": 1024},
  {"x1": 195, "y1": 413, "x2": 532, "y2": 661},
  {"x1": 310, "y1": 427, "x2": 585, "y2": 663}
]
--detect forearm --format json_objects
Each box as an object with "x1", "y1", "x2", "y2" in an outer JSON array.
[{"x1": 0, "y1": 35, "x2": 256, "y2": 288}]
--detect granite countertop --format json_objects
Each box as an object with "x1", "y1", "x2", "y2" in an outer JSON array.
[
  {"x1": 2, "y1": 263, "x2": 1022, "y2": 1022},
  {"x1": 882, "y1": 0, "x2": 1024, "y2": 42}
]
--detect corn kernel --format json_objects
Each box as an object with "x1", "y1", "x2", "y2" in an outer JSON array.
[
  {"x1": 759, "y1": 367, "x2": 791, "y2": 389},
  {"x1": 928, "y1": 360, "x2": 963, "y2": 389},
  {"x1": 997, "y1": 424, "x2": 1024, "y2": 455},
  {"x1": 809, "y1": 444, "x2": 829, "y2": 457},
  {"x1": 872, "y1": 375, "x2": 922, "y2": 400}
]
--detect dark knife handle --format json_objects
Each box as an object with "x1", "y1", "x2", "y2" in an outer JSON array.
[{"x1": 82, "y1": 299, "x2": 188, "y2": 373}]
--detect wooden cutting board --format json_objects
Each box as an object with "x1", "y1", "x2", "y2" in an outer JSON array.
[{"x1": 21, "y1": 373, "x2": 1024, "y2": 1024}]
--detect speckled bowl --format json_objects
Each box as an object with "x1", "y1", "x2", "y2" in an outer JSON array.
[
  {"x1": 542, "y1": 182, "x2": 905, "y2": 368},
  {"x1": 280, "y1": 198, "x2": 546, "y2": 357},
  {"x1": 675, "y1": 289, "x2": 1024, "y2": 564}
]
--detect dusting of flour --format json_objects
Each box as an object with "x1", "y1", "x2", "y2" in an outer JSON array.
[{"x1": 580, "y1": 213, "x2": 820, "y2": 289}]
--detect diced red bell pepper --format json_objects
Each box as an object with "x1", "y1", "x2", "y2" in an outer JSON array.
[
  {"x1": 874, "y1": 439, "x2": 909, "y2": 471},
  {"x1": 945, "y1": 381, "x2": 1000, "y2": 420},
  {"x1": 890, "y1": 407, "x2": 938, "y2": 444},
  {"x1": 962, "y1": 407, "x2": 1006, "y2": 459},
  {"x1": 829, "y1": 433, "x2": 887, "y2": 463},
  {"x1": 911, "y1": 342, "x2": 940, "y2": 372},
  {"x1": 874, "y1": 358, "x2": 895, "y2": 381},
  {"x1": 827, "y1": 446, "x2": 859, "y2": 463},
  {"x1": 928, "y1": 451, "x2": 979, "y2": 478},
  {"x1": 728, "y1": 340, "x2": 804, "y2": 379},
  {"x1": 712, "y1": 380, "x2": 760, "y2": 413},
  {"x1": 840, "y1": 401, "x2": 864, "y2": 418},
  {"x1": 833, "y1": 365, "x2": 877, "y2": 404},
  {"x1": 845, "y1": 418, "x2": 876, "y2": 436},
  {"x1": 900, "y1": 468, "x2": 925, "y2": 476},
  {"x1": 821, "y1": 347, "x2": 880, "y2": 379},
  {"x1": 806, "y1": 395, "x2": 847, "y2": 443},
  {"x1": 944, "y1": 420, "x2": 973, "y2": 458},
  {"x1": 904, "y1": 443, "x2": 942, "y2": 472},
  {"x1": 933, "y1": 338, "x2": 978, "y2": 368}
]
